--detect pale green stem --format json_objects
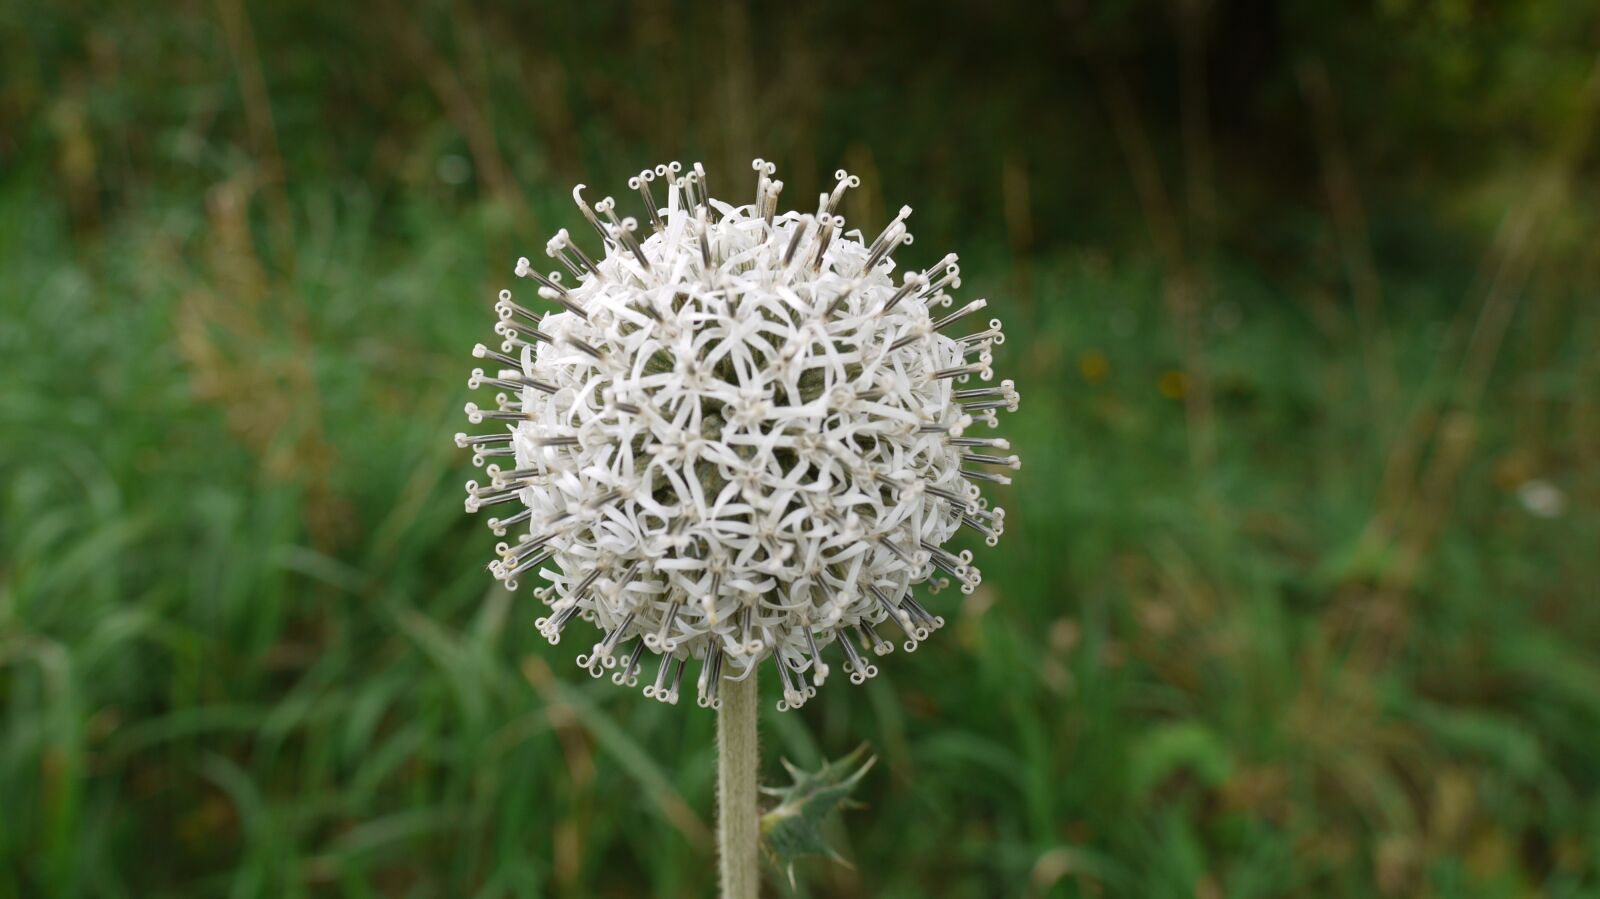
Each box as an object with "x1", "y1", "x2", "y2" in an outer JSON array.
[{"x1": 717, "y1": 669, "x2": 760, "y2": 899}]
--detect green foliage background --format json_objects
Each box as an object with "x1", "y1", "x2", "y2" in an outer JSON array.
[{"x1": 2, "y1": 1, "x2": 1598, "y2": 896}]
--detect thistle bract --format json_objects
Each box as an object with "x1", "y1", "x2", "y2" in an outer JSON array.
[{"x1": 457, "y1": 160, "x2": 1019, "y2": 711}]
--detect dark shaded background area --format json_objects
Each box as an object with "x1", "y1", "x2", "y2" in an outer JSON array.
[{"x1": 3, "y1": 2, "x2": 1598, "y2": 897}]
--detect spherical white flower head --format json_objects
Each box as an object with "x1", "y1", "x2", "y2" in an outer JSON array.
[{"x1": 458, "y1": 160, "x2": 1019, "y2": 711}]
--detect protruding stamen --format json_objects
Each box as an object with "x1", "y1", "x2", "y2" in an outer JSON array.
[
  {"x1": 800, "y1": 627, "x2": 828, "y2": 686},
  {"x1": 515, "y1": 257, "x2": 565, "y2": 294},
  {"x1": 959, "y1": 319, "x2": 1007, "y2": 347},
  {"x1": 464, "y1": 402, "x2": 532, "y2": 423},
  {"x1": 921, "y1": 252, "x2": 959, "y2": 282},
  {"x1": 496, "y1": 292, "x2": 545, "y2": 326},
  {"x1": 919, "y1": 540, "x2": 969, "y2": 572},
  {"x1": 567, "y1": 237, "x2": 603, "y2": 279},
  {"x1": 609, "y1": 639, "x2": 643, "y2": 687},
  {"x1": 502, "y1": 532, "x2": 556, "y2": 563},
  {"x1": 960, "y1": 514, "x2": 1001, "y2": 544},
  {"x1": 967, "y1": 502, "x2": 1005, "y2": 524},
  {"x1": 869, "y1": 583, "x2": 915, "y2": 628},
  {"x1": 546, "y1": 229, "x2": 602, "y2": 281},
  {"x1": 697, "y1": 643, "x2": 724, "y2": 708},
  {"x1": 838, "y1": 629, "x2": 871, "y2": 684},
  {"x1": 961, "y1": 452, "x2": 1021, "y2": 468},
  {"x1": 545, "y1": 234, "x2": 584, "y2": 280},
  {"x1": 948, "y1": 436, "x2": 1011, "y2": 448},
  {"x1": 752, "y1": 158, "x2": 775, "y2": 210},
  {"x1": 572, "y1": 185, "x2": 615, "y2": 248},
  {"x1": 604, "y1": 558, "x2": 641, "y2": 599},
  {"x1": 860, "y1": 223, "x2": 909, "y2": 274},
  {"x1": 498, "y1": 336, "x2": 535, "y2": 356},
  {"x1": 916, "y1": 254, "x2": 961, "y2": 301},
  {"x1": 692, "y1": 162, "x2": 710, "y2": 215},
  {"x1": 819, "y1": 279, "x2": 862, "y2": 316},
  {"x1": 762, "y1": 179, "x2": 783, "y2": 228},
  {"x1": 917, "y1": 420, "x2": 966, "y2": 435},
  {"x1": 497, "y1": 321, "x2": 555, "y2": 349},
  {"x1": 529, "y1": 435, "x2": 581, "y2": 448},
  {"x1": 455, "y1": 432, "x2": 513, "y2": 447},
  {"x1": 646, "y1": 651, "x2": 673, "y2": 699},
  {"x1": 563, "y1": 334, "x2": 606, "y2": 361},
  {"x1": 594, "y1": 194, "x2": 622, "y2": 232},
  {"x1": 471, "y1": 371, "x2": 560, "y2": 394},
  {"x1": 551, "y1": 293, "x2": 591, "y2": 320},
  {"x1": 932, "y1": 363, "x2": 988, "y2": 381},
  {"x1": 698, "y1": 208, "x2": 715, "y2": 271},
  {"x1": 872, "y1": 585, "x2": 927, "y2": 648},
  {"x1": 516, "y1": 271, "x2": 588, "y2": 321},
  {"x1": 501, "y1": 547, "x2": 554, "y2": 580},
  {"x1": 568, "y1": 565, "x2": 606, "y2": 600},
  {"x1": 647, "y1": 600, "x2": 682, "y2": 651},
  {"x1": 808, "y1": 211, "x2": 838, "y2": 272},
  {"x1": 925, "y1": 484, "x2": 979, "y2": 512},
  {"x1": 961, "y1": 398, "x2": 1017, "y2": 413},
  {"x1": 825, "y1": 168, "x2": 859, "y2": 215},
  {"x1": 486, "y1": 507, "x2": 532, "y2": 536},
  {"x1": 876, "y1": 536, "x2": 914, "y2": 567},
  {"x1": 682, "y1": 166, "x2": 704, "y2": 211},
  {"x1": 774, "y1": 652, "x2": 805, "y2": 711},
  {"x1": 880, "y1": 273, "x2": 928, "y2": 314},
  {"x1": 781, "y1": 215, "x2": 811, "y2": 268},
  {"x1": 866, "y1": 206, "x2": 913, "y2": 260},
  {"x1": 902, "y1": 596, "x2": 945, "y2": 630},
  {"x1": 579, "y1": 489, "x2": 619, "y2": 514},
  {"x1": 536, "y1": 602, "x2": 579, "y2": 643},
  {"x1": 490, "y1": 465, "x2": 543, "y2": 484},
  {"x1": 704, "y1": 571, "x2": 723, "y2": 617},
  {"x1": 589, "y1": 610, "x2": 636, "y2": 667},
  {"x1": 666, "y1": 655, "x2": 686, "y2": 705},
  {"x1": 616, "y1": 217, "x2": 652, "y2": 272},
  {"x1": 856, "y1": 621, "x2": 893, "y2": 656},
  {"x1": 737, "y1": 604, "x2": 755, "y2": 656},
  {"x1": 931, "y1": 299, "x2": 989, "y2": 334},
  {"x1": 464, "y1": 482, "x2": 525, "y2": 511},
  {"x1": 889, "y1": 329, "x2": 927, "y2": 352},
  {"x1": 631, "y1": 169, "x2": 664, "y2": 232},
  {"x1": 472, "y1": 343, "x2": 525, "y2": 371}
]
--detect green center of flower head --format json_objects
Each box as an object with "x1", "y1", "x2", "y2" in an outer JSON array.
[{"x1": 456, "y1": 160, "x2": 1020, "y2": 712}]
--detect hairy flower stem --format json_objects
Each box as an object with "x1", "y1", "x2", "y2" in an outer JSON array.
[{"x1": 717, "y1": 670, "x2": 760, "y2": 899}]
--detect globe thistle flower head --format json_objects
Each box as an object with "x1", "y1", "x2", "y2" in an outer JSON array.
[{"x1": 457, "y1": 160, "x2": 1020, "y2": 711}]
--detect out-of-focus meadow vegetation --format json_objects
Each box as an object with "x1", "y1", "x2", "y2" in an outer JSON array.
[{"x1": 3, "y1": 2, "x2": 1599, "y2": 896}]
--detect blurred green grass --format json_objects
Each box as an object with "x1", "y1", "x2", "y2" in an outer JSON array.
[{"x1": 3, "y1": 2, "x2": 1600, "y2": 897}]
